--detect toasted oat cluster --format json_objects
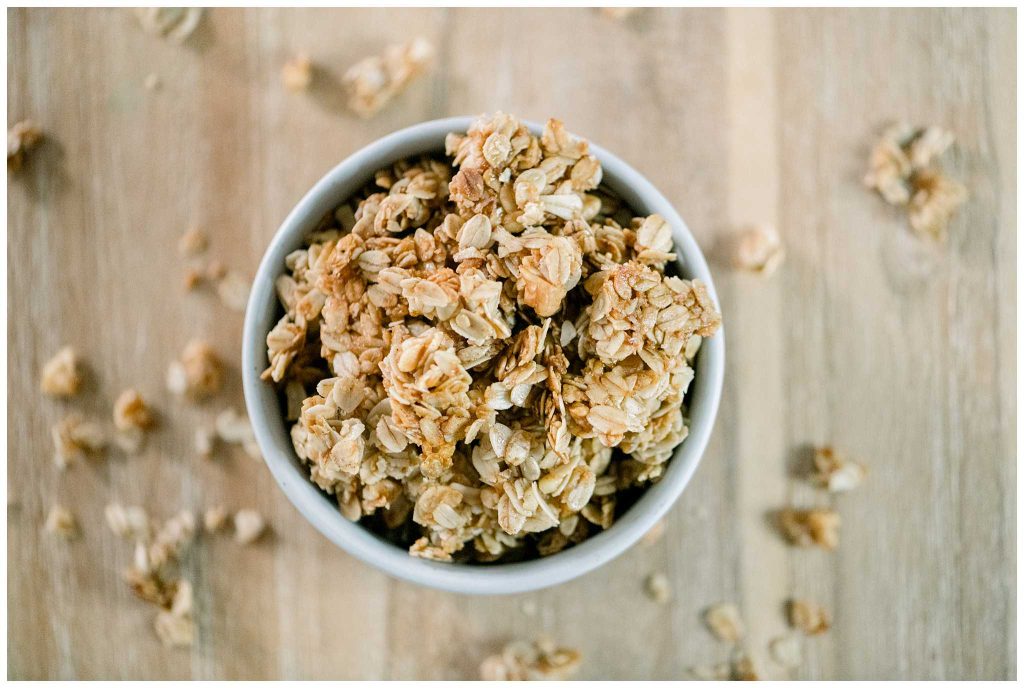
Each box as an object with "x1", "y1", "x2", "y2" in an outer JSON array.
[{"x1": 263, "y1": 113, "x2": 721, "y2": 562}]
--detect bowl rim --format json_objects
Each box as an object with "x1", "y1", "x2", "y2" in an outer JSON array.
[{"x1": 242, "y1": 116, "x2": 725, "y2": 595}]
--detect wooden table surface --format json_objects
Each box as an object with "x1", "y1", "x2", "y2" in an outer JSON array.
[{"x1": 7, "y1": 7, "x2": 1016, "y2": 680}]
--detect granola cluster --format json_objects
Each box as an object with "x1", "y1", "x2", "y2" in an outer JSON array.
[{"x1": 263, "y1": 113, "x2": 721, "y2": 562}]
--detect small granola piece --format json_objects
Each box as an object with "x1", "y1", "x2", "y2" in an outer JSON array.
[
  {"x1": 233, "y1": 509, "x2": 265, "y2": 544},
  {"x1": 143, "y1": 73, "x2": 161, "y2": 91},
  {"x1": 908, "y1": 169, "x2": 968, "y2": 242},
  {"x1": 203, "y1": 505, "x2": 228, "y2": 533},
  {"x1": 811, "y1": 445, "x2": 866, "y2": 493},
  {"x1": 105, "y1": 503, "x2": 150, "y2": 541},
  {"x1": 183, "y1": 267, "x2": 203, "y2": 291},
  {"x1": 342, "y1": 38, "x2": 434, "y2": 117},
  {"x1": 153, "y1": 579, "x2": 195, "y2": 648},
  {"x1": 113, "y1": 388, "x2": 154, "y2": 436},
  {"x1": 8, "y1": 119, "x2": 43, "y2": 171},
  {"x1": 734, "y1": 223, "x2": 785, "y2": 276},
  {"x1": 703, "y1": 602, "x2": 745, "y2": 643},
  {"x1": 644, "y1": 572, "x2": 672, "y2": 604},
  {"x1": 769, "y1": 635, "x2": 803, "y2": 669},
  {"x1": 731, "y1": 651, "x2": 761, "y2": 680},
  {"x1": 40, "y1": 346, "x2": 82, "y2": 397},
  {"x1": 282, "y1": 53, "x2": 313, "y2": 91},
  {"x1": 148, "y1": 510, "x2": 197, "y2": 570},
  {"x1": 778, "y1": 508, "x2": 841, "y2": 550},
  {"x1": 45, "y1": 505, "x2": 78, "y2": 539},
  {"x1": 479, "y1": 637, "x2": 582, "y2": 680},
  {"x1": 167, "y1": 339, "x2": 222, "y2": 400},
  {"x1": 51, "y1": 414, "x2": 106, "y2": 469},
  {"x1": 215, "y1": 408, "x2": 260, "y2": 460},
  {"x1": 133, "y1": 7, "x2": 204, "y2": 44},
  {"x1": 864, "y1": 123, "x2": 967, "y2": 241},
  {"x1": 216, "y1": 271, "x2": 251, "y2": 312},
  {"x1": 787, "y1": 598, "x2": 831, "y2": 635},
  {"x1": 178, "y1": 227, "x2": 207, "y2": 256}
]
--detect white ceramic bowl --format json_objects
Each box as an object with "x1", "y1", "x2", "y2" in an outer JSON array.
[{"x1": 242, "y1": 116, "x2": 724, "y2": 595}]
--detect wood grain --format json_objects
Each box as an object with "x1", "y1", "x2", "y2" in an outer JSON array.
[{"x1": 6, "y1": 7, "x2": 1015, "y2": 680}]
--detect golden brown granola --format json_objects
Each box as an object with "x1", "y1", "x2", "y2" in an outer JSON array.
[
  {"x1": 113, "y1": 389, "x2": 155, "y2": 454},
  {"x1": 8, "y1": 119, "x2": 43, "y2": 172},
  {"x1": 778, "y1": 508, "x2": 840, "y2": 550},
  {"x1": 864, "y1": 123, "x2": 966, "y2": 241},
  {"x1": 282, "y1": 53, "x2": 313, "y2": 92},
  {"x1": 811, "y1": 445, "x2": 866, "y2": 493},
  {"x1": 153, "y1": 579, "x2": 195, "y2": 648},
  {"x1": 203, "y1": 505, "x2": 228, "y2": 533},
  {"x1": 479, "y1": 637, "x2": 582, "y2": 680},
  {"x1": 40, "y1": 346, "x2": 82, "y2": 397},
  {"x1": 51, "y1": 413, "x2": 106, "y2": 469},
  {"x1": 45, "y1": 505, "x2": 78, "y2": 539},
  {"x1": 734, "y1": 223, "x2": 785, "y2": 276},
  {"x1": 730, "y1": 650, "x2": 761, "y2": 680},
  {"x1": 704, "y1": 602, "x2": 745, "y2": 643},
  {"x1": 342, "y1": 38, "x2": 434, "y2": 117},
  {"x1": 167, "y1": 339, "x2": 223, "y2": 400},
  {"x1": 787, "y1": 598, "x2": 831, "y2": 635},
  {"x1": 264, "y1": 113, "x2": 721, "y2": 562}
]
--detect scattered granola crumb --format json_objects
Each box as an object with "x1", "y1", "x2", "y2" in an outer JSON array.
[
  {"x1": 45, "y1": 505, "x2": 78, "y2": 539},
  {"x1": 864, "y1": 123, "x2": 966, "y2": 241},
  {"x1": 812, "y1": 446, "x2": 867, "y2": 493},
  {"x1": 133, "y1": 7, "x2": 204, "y2": 44},
  {"x1": 282, "y1": 53, "x2": 313, "y2": 91},
  {"x1": 769, "y1": 635, "x2": 803, "y2": 669},
  {"x1": 479, "y1": 637, "x2": 582, "y2": 680},
  {"x1": 203, "y1": 505, "x2": 228, "y2": 533},
  {"x1": 730, "y1": 650, "x2": 761, "y2": 680},
  {"x1": 233, "y1": 509, "x2": 266, "y2": 544},
  {"x1": 778, "y1": 508, "x2": 841, "y2": 550},
  {"x1": 342, "y1": 37, "x2": 434, "y2": 117},
  {"x1": 734, "y1": 223, "x2": 785, "y2": 276},
  {"x1": 178, "y1": 227, "x2": 207, "y2": 257},
  {"x1": 143, "y1": 72, "x2": 161, "y2": 91},
  {"x1": 599, "y1": 7, "x2": 639, "y2": 20},
  {"x1": 214, "y1": 407, "x2": 260, "y2": 460},
  {"x1": 641, "y1": 518, "x2": 667, "y2": 546},
  {"x1": 153, "y1": 579, "x2": 195, "y2": 648},
  {"x1": 105, "y1": 503, "x2": 151, "y2": 541},
  {"x1": 908, "y1": 169, "x2": 968, "y2": 242},
  {"x1": 114, "y1": 389, "x2": 155, "y2": 431},
  {"x1": 703, "y1": 603, "x2": 745, "y2": 643},
  {"x1": 167, "y1": 339, "x2": 223, "y2": 400},
  {"x1": 183, "y1": 267, "x2": 203, "y2": 291},
  {"x1": 645, "y1": 572, "x2": 672, "y2": 604},
  {"x1": 787, "y1": 598, "x2": 831, "y2": 635},
  {"x1": 40, "y1": 346, "x2": 82, "y2": 397},
  {"x1": 51, "y1": 414, "x2": 106, "y2": 469},
  {"x1": 216, "y1": 271, "x2": 251, "y2": 312},
  {"x1": 8, "y1": 119, "x2": 43, "y2": 171}
]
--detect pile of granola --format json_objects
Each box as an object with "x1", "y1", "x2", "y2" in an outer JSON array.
[{"x1": 263, "y1": 112, "x2": 721, "y2": 563}]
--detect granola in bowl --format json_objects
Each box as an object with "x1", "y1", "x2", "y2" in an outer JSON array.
[{"x1": 260, "y1": 112, "x2": 721, "y2": 564}]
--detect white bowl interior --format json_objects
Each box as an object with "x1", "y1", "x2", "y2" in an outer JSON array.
[{"x1": 242, "y1": 117, "x2": 724, "y2": 594}]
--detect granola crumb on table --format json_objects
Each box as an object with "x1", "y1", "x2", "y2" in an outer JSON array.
[
  {"x1": 40, "y1": 346, "x2": 81, "y2": 397},
  {"x1": 479, "y1": 637, "x2": 582, "y2": 680},
  {"x1": 264, "y1": 112, "x2": 721, "y2": 563}
]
